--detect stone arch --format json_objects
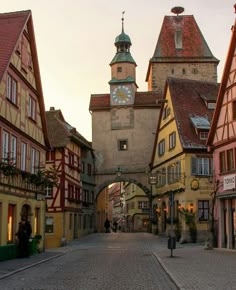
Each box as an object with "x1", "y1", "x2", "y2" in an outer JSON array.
[{"x1": 95, "y1": 176, "x2": 151, "y2": 199}]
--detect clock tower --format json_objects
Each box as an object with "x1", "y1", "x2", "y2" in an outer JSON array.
[{"x1": 109, "y1": 13, "x2": 137, "y2": 105}]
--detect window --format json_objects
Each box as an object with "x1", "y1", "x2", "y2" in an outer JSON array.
[
  {"x1": 68, "y1": 184, "x2": 74, "y2": 200},
  {"x1": 192, "y1": 68, "x2": 198, "y2": 74},
  {"x1": 7, "y1": 74, "x2": 17, "y2": 105},
  {"x1": 68, "y1": 152, "x2": 74, "y2": 167},
  {"x1": 157, "y1": 167, "x2": 166, "y2": 186},
  {"x1": 138, "y1": 201, "x2": 149, "y2": 209},
  {"x1": 11, "y1": 136, "x2": 17, "y2": 164},
  {"x1": 191, "y1": 157, "x2": 212, "y2": 176},
  {"x1": 169, "y1": 132, "x2": 176, "y2": 150},
  {"x1": 2, "y1": 130, "x2": 9, "y2": 161},
  {"x1": 28, "y1": 95, "x2": 36, "y2": 120},
  {"x1": 171, "y1": 68, "x2": 174, "y2": 75},
  {"x1": 163, "y1": 106, "x2": 170, "y2": 119},
  {"x1": 75, "y1": 187, "x2": 80, "y2": 202},
  {"x1": 45, "y1": 216, "x2": 54, "y2": 233},
  {"x1": 30, "y1": 148, "x2": 40, "y2": 173},
  {"x1": 182, "y1": 68, "x2": 186, "y2": 74},
  {"x1": 219, "y1": 151, "x2": 226, "y2": 173},
  {"x1": 158, "y1": 139, "x2": 165, "y2": 156},
  {"x1": 175, "y1": 30, "x2": 182, "y2": 49},
  {"x1": 199, "y1": 131, "x2": 208, "y2": 140},
  {"x1": 34, "y1": 208, "x2": 40, "y2": 235},
  {"x1": 227, "y1": 149, "x2": 234, "y2": 171},
  {"x1": 21, "y1": 142, "x2": 27, "y2": 171},
  {"x1": 45, "y1": 186, "x2": 53, "y2": 198},
  {"x1": 198, "y1": 200, "x2": 209, "y2": 221},
  {"x1": 118, "y1": 140, "x2": 128, "y2": 151},
  {"x1": 117, "y1": 67, "x2": 122, "y2": 72},
  {"x1": 8, "y1": 204, "x2": 16, "y2": 242},
  {"x1": 167, "y1": 161, "x2": 181, "y2": 184}
]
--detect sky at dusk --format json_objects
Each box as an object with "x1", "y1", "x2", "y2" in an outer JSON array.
[{"x1": 1, "y1": 1, "x2": 236, "y2": 141}]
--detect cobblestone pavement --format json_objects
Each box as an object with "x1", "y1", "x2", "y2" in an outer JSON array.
[{"x1": 0, "y1": 233, "x2": 235, "y2": 290}]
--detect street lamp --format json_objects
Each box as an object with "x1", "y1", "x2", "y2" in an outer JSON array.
[{"x1": 148, "y1": 172, "x2": 157, "y2": 233}]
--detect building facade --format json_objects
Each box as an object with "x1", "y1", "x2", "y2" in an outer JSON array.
[
  {"x1": 45, "y1": 108, "x2": 95, "y2": 248},
  {"x1": 207, "y1": 19, "x2": 236, "y2": 249},
  {"x1": 151, "y1": 78, "x2": 219, "y2": 242},
  {"x1": 0, "y1": 10, "x2": 50, "y2": 251}
]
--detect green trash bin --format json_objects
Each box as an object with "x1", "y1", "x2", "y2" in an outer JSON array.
[{"x1": 29, "y1": 239, "x2": 37, "y2": 255}]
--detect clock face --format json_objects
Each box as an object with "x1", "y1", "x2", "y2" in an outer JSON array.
[{"x1": 111, "y1": 85, "x2": 132, "y2": 105}]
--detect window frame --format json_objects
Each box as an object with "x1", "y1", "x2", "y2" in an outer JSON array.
[
  {"x1": 28, "y1": 95, "x2": 36, "y2": 121},
  {"x1": 6, "y1": 74, "x2": 17, "y2": 105},
  {"x1": 191, "y1": 157, "x2": 212, "y2": 176},
  {"x1": 118, "y1": 139, "x2": 128, "y2": 151},
  {"x1": 198, "y1": 200, "x2": 209, "y2": 222},
  {"x1": 158, "y1": 139, "x2": 165, "y2": 156},
  {"x1": 169, "y1": 132, "x2": 176, "y2": 150}
]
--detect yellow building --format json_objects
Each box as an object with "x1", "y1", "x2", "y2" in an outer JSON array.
[
  {"x1": 0, "y1": 10, "x2": 51, "y2": 255},
  {"x1": 125, "y1": 183, "x2": 149, "y2": 232},
  {"x1": 151, "y1": 78, "x2": 219, "y2": 242}
]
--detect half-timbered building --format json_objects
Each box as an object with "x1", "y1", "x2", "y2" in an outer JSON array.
[
  {"x1": 207, "y1": 19, "x2": 236, "y2": 249},
  {"x1": 45, "y1": 107, "x2": 95, "y2": 248},
  {"x1": 0, "y1": 10, "x2": 50, "y2": 252}
]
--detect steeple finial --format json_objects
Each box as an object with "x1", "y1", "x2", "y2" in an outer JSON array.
[{"x1": 122, "y1": 11, "x2": 125, "y2": 33}]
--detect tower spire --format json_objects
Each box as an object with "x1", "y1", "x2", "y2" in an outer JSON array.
[{"x1": 122, "y1": 11, "x2": 125, "y2": 33}]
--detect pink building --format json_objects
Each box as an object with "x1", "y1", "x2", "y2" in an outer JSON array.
[{"x1": 208, "y1": 16, "x2": 236, "y2": 249}]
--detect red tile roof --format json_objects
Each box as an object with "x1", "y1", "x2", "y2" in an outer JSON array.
[
  {"x1": 0, "y1": 10, "x2": 30, "y2": 80},
  {"x1": 166, "y1": 77, "x2": 219, "y2": 150},
  {"x1": 150, "y1": 15, "x2": 219, "y2": 62},
  {"x1": 89, "y1": 91, "x2": 163, "y2": 111}
]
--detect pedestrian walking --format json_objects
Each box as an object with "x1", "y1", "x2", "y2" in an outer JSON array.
[{"x1": 16, "y1": 218, "x2": 32, "y2": 258}]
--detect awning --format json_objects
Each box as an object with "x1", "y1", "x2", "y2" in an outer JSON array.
[{"x1": 216, "y1": 192, "x2": 236, "y2": 199}]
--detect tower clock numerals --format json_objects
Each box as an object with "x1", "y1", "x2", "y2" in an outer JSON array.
[{"x1": 111, "y1": 85, "x2": 132, "y2": 104}]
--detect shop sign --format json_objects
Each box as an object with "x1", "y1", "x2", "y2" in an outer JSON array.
[{"x1": 223, "y1": 174, "x2": 236, "y2": 191}]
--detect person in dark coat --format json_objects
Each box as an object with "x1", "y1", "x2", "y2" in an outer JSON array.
[
  {"x1": 104, "y1": 219, "x2": 110, "y2": 233},
  {"x1": 113, "y1": 221, "x2": 118, "y2": 233},
  {"x1": 16, "y1": 218, "x2": 32, "y2": 258}
]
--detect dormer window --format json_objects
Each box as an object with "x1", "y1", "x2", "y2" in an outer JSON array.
[
  {"x1": 199, "y1": 131, "x2": 209, "y2": 140},
  {"x1": 117, "y1": 67, "x2": 122, "y2": 73},
  {"x1": 190, "y1": 116, "x2": 210, "y2": 140},
  {"x1": 175, "y1": 29, "x2": 182, "y2": 49}
]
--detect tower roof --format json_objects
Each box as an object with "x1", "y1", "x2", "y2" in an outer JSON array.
[
  {"x1": 110, "y1": 13, "x2": 136, "y2": 65},
  {"x1": 150, "y1": 15, "x2": 219, "y2": 63}
]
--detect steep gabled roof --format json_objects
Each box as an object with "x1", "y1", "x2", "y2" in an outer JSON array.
[
  {"x1": 151, "y1": 77, "x2": 219, "y2": 168},
  {"x1": 151, "y1": 15, "x2": 219, "y2": 62},
  {"x1": 168, "y1": 78, "x2": 219, "y2": 149},
  {"x1": 207, "y1": 21, "x2": 236, "y2": 146},
  {"x1": 89, "y1": 91, "x2": 162, "y2": 111},
  {"x1": 46, "y1": 109, "x2": 92, "y2": 150},
  {"x1": 0, "y1": 10, "x2": 50, "y2": 148}
]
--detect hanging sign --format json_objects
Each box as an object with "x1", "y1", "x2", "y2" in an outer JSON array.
[{"x1": 223, "y1": 174, "x2": 236, "y2": 191}]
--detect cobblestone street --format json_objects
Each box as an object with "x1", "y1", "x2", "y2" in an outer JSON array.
[
  {"x1": 0, "y1": 233, "x2": 236, "y2": 290},
  {"x1": 0, "y1": 233, "x2": 178, "y2": 290}
]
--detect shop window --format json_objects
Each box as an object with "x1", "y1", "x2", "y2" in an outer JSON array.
[{"x1": 8, "y1": 204, "x2": 16, "y2": 242}]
